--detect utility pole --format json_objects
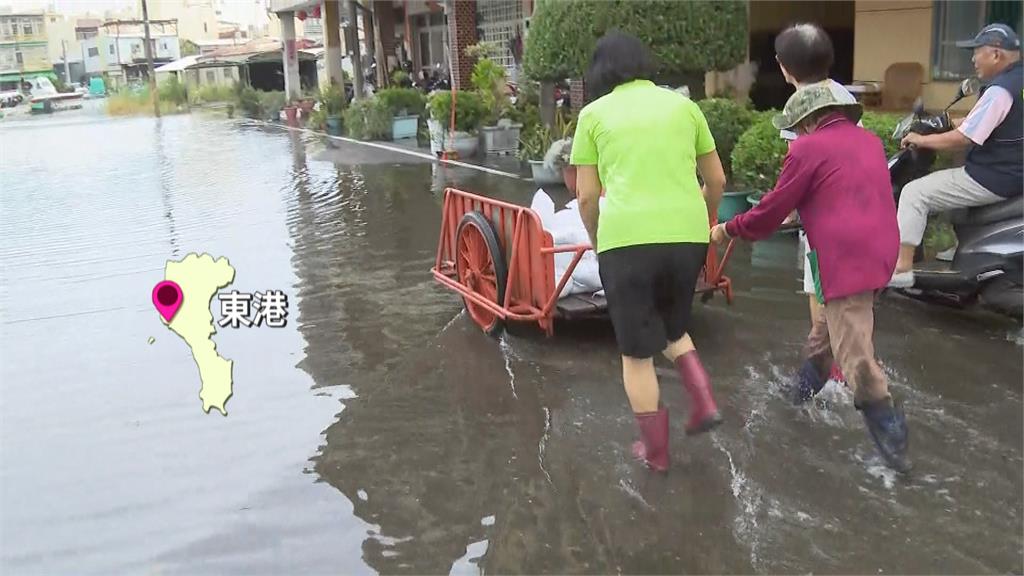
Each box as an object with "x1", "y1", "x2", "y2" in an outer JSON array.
[
  {"x1": 141, "y1": 0, "x2": 160, "y2": 117},
  {"x1": 349, "y1": 0, "x2": 364, "y2": 100},
  {"x1": 61, "y1": 40, "x2": 71, "y2": 86}
]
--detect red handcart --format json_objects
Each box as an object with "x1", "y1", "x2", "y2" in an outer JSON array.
[{"x1": 432, "y1": 187, "x2": 736, "y2": 336}]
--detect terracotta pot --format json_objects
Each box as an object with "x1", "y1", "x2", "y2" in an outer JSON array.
[{"x1": 283, "y1": 105, "x2": 298, "y2": 124}]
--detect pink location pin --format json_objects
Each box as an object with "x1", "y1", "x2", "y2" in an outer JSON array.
[{"x1": 152, "y1": 280, "x2": 183, "y2": 323}]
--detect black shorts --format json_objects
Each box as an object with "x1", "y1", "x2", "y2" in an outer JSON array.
[{"x1": 598, "y1": 242, "x2": 708, "y2": 358}]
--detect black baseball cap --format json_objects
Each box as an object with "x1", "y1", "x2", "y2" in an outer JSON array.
[{"x1": 956, "y1": 23, "x2": 1021, "y2": 50}]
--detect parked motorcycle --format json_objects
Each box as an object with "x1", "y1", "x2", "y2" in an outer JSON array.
[{"x1": 888, "y1": 78, "x2": 1023, "y2": 318}]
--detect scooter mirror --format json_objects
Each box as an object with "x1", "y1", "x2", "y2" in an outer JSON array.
[
  {"x1": 959, "y1": 77, "x2": 980, "y2": 99},
  {"x1": 912, "y1": 98, "x2": 925, "y2": 115}
]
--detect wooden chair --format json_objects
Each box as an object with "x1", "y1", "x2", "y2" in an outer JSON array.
[{"x1": 880, "y1": 62, "x2": 924, "y2": 111}]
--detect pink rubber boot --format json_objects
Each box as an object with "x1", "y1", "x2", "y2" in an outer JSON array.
[
  {"x1": 631, "y1": 406, "x2": 669, "y2": 472},
  {"x1": 675, "y1": 351, "x2": 723, "y2": 435}
]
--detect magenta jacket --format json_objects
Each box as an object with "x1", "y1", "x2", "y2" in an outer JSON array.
[{"x1": 725, "y1": 115, "x2": 898, "y2": 301}]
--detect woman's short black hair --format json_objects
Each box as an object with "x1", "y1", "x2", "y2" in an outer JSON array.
[
  {"x1": 585, "y1": 30, "x2": 655, "y2": 101},
  {"x1": 774, "y1": 23, "x2": 834, "y2": 83}
]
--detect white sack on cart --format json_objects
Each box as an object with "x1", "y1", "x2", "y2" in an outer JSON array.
[{"x1": 530, "y1": 190, "x2": 603, "y2": 298}]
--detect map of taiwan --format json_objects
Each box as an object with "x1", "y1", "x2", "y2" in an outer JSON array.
[{"x1": 163, "y1": 253, "x2": 236, "y2": 415}]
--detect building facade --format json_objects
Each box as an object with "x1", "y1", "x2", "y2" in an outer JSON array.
[
  {"x1": 86, "y1": 19, "x2": 181, "y2": 88},
  {"x1": 0, "y1": 12, "x2": 52, "y2": 87}
]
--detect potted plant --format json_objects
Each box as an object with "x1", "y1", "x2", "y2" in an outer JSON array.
[
  {"x1": 376, "y1": 87, "x2": 425, "y2": 140},
  {"x1": 519, "y1": 123, "x2": 560, "y2": 185},
  {"x1": 468, "y1": 43, "x2": 522, "y2": 155},
  {"x1": 318, "y1": 84, "x2": 346, "y2": 135},
  {"x1": 427, "y1": 91, "x2": 485, "y2": 158},
  {"x1": 540, "y1": 111, "x2": 577, "y2": 191},
  {"x1": 343, "y1": 97, "x2": 392, "y2": 140},
  {"x1": 727, "y1": 111, "x2": 786, "y2": 220}
]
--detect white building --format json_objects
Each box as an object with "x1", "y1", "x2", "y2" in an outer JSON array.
[{"x1": 84, "y1": 19, "x2": 181, "y2": 88}]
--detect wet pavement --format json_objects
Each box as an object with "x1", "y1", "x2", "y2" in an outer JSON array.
[{"x1": 1, "y1": 109, "x2": 1022, "y2": 574}]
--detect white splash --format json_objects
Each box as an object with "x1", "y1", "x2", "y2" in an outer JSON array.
[
  {"x1": 499, "y1": 333, "x2": 518, "y2": 399},
  {"x1": 538, "y1": 406, "x2": 553, "y2": 486},
  {"x1": 713, "y1": 435, "x2": 763, "y2": 571},
  {"x1": 449, "y1": 538, "x2": 490, "y2": 576}
]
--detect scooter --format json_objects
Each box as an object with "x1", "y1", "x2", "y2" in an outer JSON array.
[{"x1": 888, "y1": 78, "x2": 1023, "y2": 318}]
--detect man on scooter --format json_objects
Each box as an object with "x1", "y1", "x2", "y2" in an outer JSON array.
[{"x1": 890, "y1": 23, "x2": 1022, "y2": 287}]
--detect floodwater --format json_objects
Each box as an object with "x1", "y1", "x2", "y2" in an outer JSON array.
[{"x1": 1, "y1": 107, "x2": 1021, "y2": 575}]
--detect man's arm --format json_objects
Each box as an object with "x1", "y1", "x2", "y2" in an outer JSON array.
[
  {"x1": 576, "y1": 165, "x2": 602, "y2": 250},
  {"x1": 903, "y1": 86, "x2": 1013, "y2": 151},
  {"x1": 696, "y1": 150, "x2": 726, "y2": 224}
]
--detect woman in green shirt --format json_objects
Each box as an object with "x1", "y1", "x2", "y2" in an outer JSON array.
[{"x1": 571, "y1": 31, "x2": 727, "y2": 472}]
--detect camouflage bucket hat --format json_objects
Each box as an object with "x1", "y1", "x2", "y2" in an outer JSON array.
[{"x1": 772, "y1": 82, "x2": 864, "y2": 130}]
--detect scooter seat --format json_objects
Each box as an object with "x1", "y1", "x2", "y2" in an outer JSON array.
[{"x1": 950, "y1": 196, "x2": 1023, "y2": 226}]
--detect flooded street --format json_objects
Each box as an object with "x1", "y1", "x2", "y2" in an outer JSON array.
[{"x1": 2, "y1": 110, "x2": 1021, "y2": 574}]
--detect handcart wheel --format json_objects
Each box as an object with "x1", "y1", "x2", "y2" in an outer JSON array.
[{"x1": 455, "y1": 211, "x2": 508, "y2": 336}]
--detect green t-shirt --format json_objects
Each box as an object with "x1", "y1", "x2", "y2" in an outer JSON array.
[{"x1": 570, "y1": 79, "x2": 716, "y2": 253}]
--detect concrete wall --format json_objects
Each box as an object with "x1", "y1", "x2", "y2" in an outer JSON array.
[
  {"x1": 853, "y1": 0, "x2": 970, "y2": 112},
  {"x1": 45, "y1": 13, "x2": 79, "y2": 66}
]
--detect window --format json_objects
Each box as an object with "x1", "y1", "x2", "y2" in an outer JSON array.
[
  {"x1": 204, "y1": 23, "x2": 208, "y2": 33},
  {"x1": 206, "y1": 70, "x2": 216, "y2": 83},
  {"x1": 23, "y1": 24, "x2": 33, "y2": 36},
  {"x1": 109, "y1": 44, "x2": 115, "y2": 55},
  {"x1": 50, "y1": 17, "x2": 56, "y2": 23},
  {"x1": 88, "y1": 47, "x2": 99, "y2": 57},
  {"x1": 933, "y1": 1, "x2": 1023, "y2": 80},
  {"x1": 16, "y1": 51, "x2": 23, "y2": 65}
]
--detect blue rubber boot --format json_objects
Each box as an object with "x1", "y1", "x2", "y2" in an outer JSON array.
[
  {"x1": 791, "y1": 359, "x2": 827, "y2": 405},
  {"x1": 858, "y1": 397, "x2": 912, "y2": 474}
]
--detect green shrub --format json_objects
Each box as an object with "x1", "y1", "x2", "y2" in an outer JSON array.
[
  {"x1": 390, "y1": 69, "x2": 411, "y2": 87},
  {"x1": 344, "y1": 98, "x2": 392, "y2": 140},
  {"x1": 318, "y1": 84, "x2": 346, "y2": 116},
  {"x1": 731, "y1": 111, "x2": 786, "y2": 192},
  {"x1": 524, "y1": 0, "x2": 748, "y2": 81},
  {"x1": 518, "y1": 109, "x2": 575, "y2": 161},
  {"x1": 307, "y1": 106, "x2": 328, "y2": 130},
  {"x1": 427, "y1": 91, "x2": 486, "y2": 133},
  {"x1": 235, "y1": 85, "x2": 262, "y2": 118},
  {"x1": 376, "y1": 87, "x2": 425, "y2": 117},
  {"x1": 158, "y1": 76, "x2": 188, "y2": 106},
  {"x1": 106, "y1": 90, "x2": 180, "y2": 115},
  {"x1": 471, "y1": 56, "x2": 508, "y2": 125},
  {"x1": 859, "y1": 111, "x2": 904, "y2": 157},
  {"x1": 697, "y1": 98, "x2": 755, "y2": 181},
  {"x1": 192, "y1": 84, "x2": 235, "y2": 105},
  {"x1": 258, "y1": 91, "x2": 286, "y2": 120},
  {"x1": 732, "y1": 109, "x2": 917, "y2": 191}
]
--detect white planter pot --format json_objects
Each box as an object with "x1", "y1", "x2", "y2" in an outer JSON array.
[
  {"x1": 428, "y1": 118, "x2": 478, "y2": 158},
  {"x1": 480, "y1": 124, "x2": 522, "y2": 155},
  {"x1": 391, "y1": 114, "x2": 419, "y2": 140},
  {"x1": 529, "y1": 160, "x2": 561, "y2": 185}
]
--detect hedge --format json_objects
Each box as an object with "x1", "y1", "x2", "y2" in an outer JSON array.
[
  {"x1": 731, "y1": 110, "x2": 908, "y2": 191},
  {"x1": 376, "y1": 87, "x2": 426, "y2": 118},
  {"x1": 697, "y1": 98, "x2": 755, "y2": 181},
  {"x1": 523, "y1": 0, "x2": 748, "y2": 81}
]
